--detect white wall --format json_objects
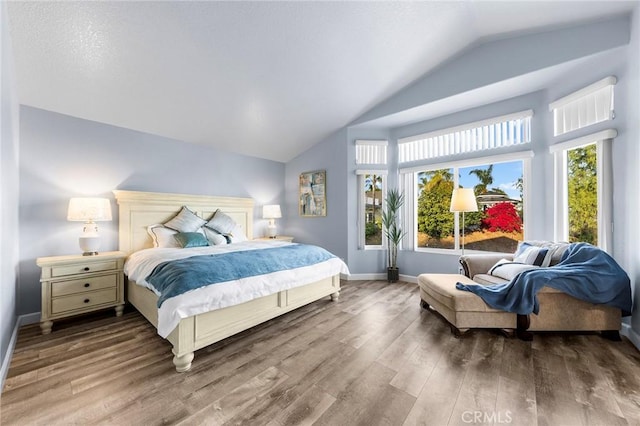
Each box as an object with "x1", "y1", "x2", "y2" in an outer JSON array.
[
  {"x1": 1, "y1": 0, "x2": 20, "y2": 378},
  {"x1": 18, "y1": 106, "x2": 286, "y2": 315},
  {"x1": 625, "y1": 5, "x2": 640, "y2": 343}
]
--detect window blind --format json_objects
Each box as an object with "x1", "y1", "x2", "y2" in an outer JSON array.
[
  {"x1": 549, "y1": 76, "x2": 616, "y2": 136},
  {"x1": 355, "y1": 140, "x2": 388, "y2": 165},
  {"x1": 398, "y1": 110, "x2": 532, "y2": 163}
]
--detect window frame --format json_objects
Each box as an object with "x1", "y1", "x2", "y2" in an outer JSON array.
[
  {"x1": 401, "y1": 151, "x2": 533, "y2": 255},
  {"x1": 550, "y1": 129, "x2": 616, "y2": 252},
  {"x1": 357, "y1": 171, "x2": 387, "y2": 250}
]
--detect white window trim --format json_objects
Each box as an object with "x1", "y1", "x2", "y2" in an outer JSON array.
[
  {"x1": 400, "y1": 150, "x2": 534, "y2": 174},
  {"x1": 399, "y1": 110, "x2": 533, "y2": 144},
  {"x1": 549, "y1": 76, "x2": 616, "y2": 137},
  {"x1": 398, "y1": 110, "x2": 533, "y2": 163},
  {"x1": 355, "y1": 139, "x2": 388, "y2": 165},
  {"x1": 357, "y1": 171, "x2": 388, "y2": 250},
  {"x1": 406, "y1": 151, "x2": 532, "y2": 254},
  {"x1": 549, "y1": 76, "x2": 616, "y2": 110},
  {"x1": 550, "y1": 129, "x2": 616, "y2": 252}
]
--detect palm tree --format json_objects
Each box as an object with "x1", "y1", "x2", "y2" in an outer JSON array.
[
  {"x1": 418, "y1": 169, "x2": 453, "y2": 194},
  {"x1": 469, "y1": 165, "x2": 494, "y2": 194},
  {"x1": 364, "y1": 174, "x2": 383, "y2": 224}
]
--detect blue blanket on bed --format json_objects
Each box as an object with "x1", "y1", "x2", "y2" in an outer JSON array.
[
  {"x1": 455, "y1": 243, "x2": 632, "y2": 316},
  {"x1": 148, "y1": 244, "x2": 336, "y2": 307}
]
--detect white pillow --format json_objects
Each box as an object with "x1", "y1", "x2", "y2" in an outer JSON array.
[
  {"x1": 164, "y1": 206, "x2": 206, "y2": 233},
  {"x1": 489, "y1": 259, "x2": 540, "y2": 281},
  {"x1": 202, "y1": 227, "x2": 228, "y2": 245},
  {"x1": 228, "y1": 223, "x2": 248, "y2": 243},
  {"x1": 147, "y1": 224, "x2": 180, "y2": 248},
  {"x1": 205, "y1": 209, "x2": 238, "y2": 235}
]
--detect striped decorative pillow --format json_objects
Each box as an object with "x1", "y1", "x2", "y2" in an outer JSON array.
[{"x1": 513, "y1": 243, "x2": 549, "y2": 266}]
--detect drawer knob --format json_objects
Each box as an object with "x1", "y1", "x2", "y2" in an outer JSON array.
[
  {"x1": 84, "y1": 298, "x2": 90, "y2": 304},
  {"x1": 83, "y1": 267, "x2": 90, "y2": 272},
  {"x1": 84, "y1": 283, "x2": 90, "y2": 288}
]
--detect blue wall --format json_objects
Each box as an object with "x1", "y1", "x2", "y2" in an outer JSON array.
[
  {"x1": 291, "y1": 13, "x2": 640, "y2": 344},
  {"x1": 17, "y1": 106, "x2": 286, "y2": 314},
  {"x1": 1, "y1": 0, "x2": 20, "y2": 378}
]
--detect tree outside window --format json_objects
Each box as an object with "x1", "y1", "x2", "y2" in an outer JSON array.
[
  {"x1": 416, "y1": 160, "x2": 524, "y2": 253},
  {"x1": 567, "y1": 144, "x2": 598, "y2": 245}
]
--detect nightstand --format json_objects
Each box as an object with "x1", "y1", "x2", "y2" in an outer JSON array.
[
  {"x1": 255, "y1": 236, "x2": 294, "y2": 242},
  {"x1": 36, "y1": 251, "x2": 126, "y2": 334}
]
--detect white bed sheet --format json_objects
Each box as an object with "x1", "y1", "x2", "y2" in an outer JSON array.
[{"x1": 124, "y1": 241, "x2": 349, "y2": 337}]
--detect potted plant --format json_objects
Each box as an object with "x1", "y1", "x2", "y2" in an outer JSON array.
[{"x1": 381, "y1": 188, "x2": 406, "y2": 282}]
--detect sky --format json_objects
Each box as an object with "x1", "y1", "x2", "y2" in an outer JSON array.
[{"x1": 459, "y1": 161, "x2": 522, "y2": 200}]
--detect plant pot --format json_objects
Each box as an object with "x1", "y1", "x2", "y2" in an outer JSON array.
[{"x1": 387, "y1": 267, "x2": 399, "y2": 283}]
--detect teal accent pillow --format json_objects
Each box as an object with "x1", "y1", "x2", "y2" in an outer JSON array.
[{"x1": 174, "y1": 232, "x2": 210, "y2": 248}]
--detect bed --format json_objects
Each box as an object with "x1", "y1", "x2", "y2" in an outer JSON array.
[{"x1": 114, "y1": 190, "x2": 346, "y2": 372}]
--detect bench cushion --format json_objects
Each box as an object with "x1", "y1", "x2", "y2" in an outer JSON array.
[
  {"x1": 417, "y1": 273, "x2": 517, "y2": 331},
  {"x1": 417, "y1": 273, "x2": 505, "y2": 313}
]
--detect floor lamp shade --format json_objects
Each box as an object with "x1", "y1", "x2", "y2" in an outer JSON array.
[
  {"x1": 262, "y1": 204, "x2": 282, "y2": 238},
  {"x1": 67, "y1": 198, "x2": 113, "y2": 255},
  {"x1": 450, "y1": 188, "x2": 478, "y2": 255}
]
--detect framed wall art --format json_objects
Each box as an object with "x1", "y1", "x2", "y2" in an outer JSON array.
[{"x1": 299, "y1": 170, "x2": 326, "y2": 217}]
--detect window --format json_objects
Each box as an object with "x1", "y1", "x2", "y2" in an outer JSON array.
[
  {"x1": 567, "y1": 144, "x2": 598, "y2": 245},
  {"x1": 398, "y1": 110, "x2": 532, "y2": 163},
  {"x1": 413, "y1": 157, "x2": 527, "y2": 253},
  {"x1": 357, "y1": 172, "x2": 386, "y2": 248},
  {"x1": 355, "y1": 139, "x2": 388, "y2": 249},
  {"x1": 549, "y1": 76, "x2": 616, "y2": 136},
  {"x1": 550, "y1": 129, "x2": 615, "y2": 251}
]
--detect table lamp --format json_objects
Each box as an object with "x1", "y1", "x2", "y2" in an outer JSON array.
[
  {"x1": 67, "y1": 197, "x2": 113, "y2": 255},
  {"x1": 262, "y1": 204, "x2": 282, "y2": 238}
]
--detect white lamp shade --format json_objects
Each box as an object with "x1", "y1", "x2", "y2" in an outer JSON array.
[
  {"x1": 262, "y1": 204, "x2": 282, "y2": 219},
  {"x1": 67, "y1": 198, "x2": 113, "y2": 222},
  {"x1": 450, "y1": 188, "x2": 478, "y2": 213}
]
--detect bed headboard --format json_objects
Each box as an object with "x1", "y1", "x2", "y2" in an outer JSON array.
[{"x1": 113, "y1": 190, "x2": 254, "y2": 255}]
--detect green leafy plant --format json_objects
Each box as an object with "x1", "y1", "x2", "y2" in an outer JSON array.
[{"x1": 381, "y1": 188, "x2": 406, "y2": 270}]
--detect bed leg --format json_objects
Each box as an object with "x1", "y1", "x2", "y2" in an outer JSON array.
[
  {"x1": 173, "y1": 351, "x2": 194, "y2": 373},
  {"x1": 330, "y1": 291, "x2": 340, "y2": 301}
]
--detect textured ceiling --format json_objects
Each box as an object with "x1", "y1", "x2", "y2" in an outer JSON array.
[{"x1": 7, "y1": 1, "x2": 637, "y2": 162}]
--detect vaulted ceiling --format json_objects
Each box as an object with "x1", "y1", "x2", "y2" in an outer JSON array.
[{"x1": 7, "y1": 1, "x2": 637, "y2": 162}]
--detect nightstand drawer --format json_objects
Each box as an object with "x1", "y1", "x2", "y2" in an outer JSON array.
[
  {"x1": 51, "y1": 274, "x2": 117, "y2": 297},
  {"x1": 51, "y1": 261, "x2": 117, "y2": 277},
  {"x1": 51, "y1": 288, "x2": 118, "y2": 314}
]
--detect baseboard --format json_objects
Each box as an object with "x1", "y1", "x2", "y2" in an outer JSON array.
[
  {"x1": 621, "y1": 323, "x2": 640, "y2": 350},
  {"x1": 344, "y1": 273, "x2": 386, "y2": 281},
  {"x1": 1, "y1": 312, "x2": 40, "y2": 391},
  {"x1": 343, "y1": 273, "x2": 418, "y2": 283}
]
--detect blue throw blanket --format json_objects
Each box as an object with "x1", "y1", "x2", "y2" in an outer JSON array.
[
  {"x1": 148, "y1": 244, "x2": 336, "y2": 307},
  {"x1": 456, "y1": 243, "x2": 632, "y2": 316}
]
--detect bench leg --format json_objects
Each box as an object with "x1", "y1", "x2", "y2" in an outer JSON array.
[
  {"x1": 601, "y1": 330, "x2": 621, "y2": 341},
  {"x1": 451, "y1": 325, "x2": 470, "y2": 338},
  {"x1": 516, "y1": 314, "x2": 533, "y2": 341}
]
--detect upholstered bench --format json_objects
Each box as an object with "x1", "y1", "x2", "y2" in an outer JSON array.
[{"x1": 417, "y1": 273, "x2": 518, "y2": 337}]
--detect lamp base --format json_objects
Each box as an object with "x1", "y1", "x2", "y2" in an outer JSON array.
[
  {"x1": 267, "y1": 223, "x2": 277, "y2": 238},
  {"x1": 79, "y1": 234, "x2": 101, "y2": 256}
]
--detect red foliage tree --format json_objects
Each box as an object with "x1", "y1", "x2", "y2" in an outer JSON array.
[{"x1": 481, "y1": 202, "x2": 522, "y2": 233}]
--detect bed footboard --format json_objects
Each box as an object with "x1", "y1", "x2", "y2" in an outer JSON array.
[{"x1": 128, "y1": 275, "x2": 341, "y2": 372}]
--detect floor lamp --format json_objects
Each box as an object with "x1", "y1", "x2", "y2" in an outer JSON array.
[{"x1": 450, "y1": 188, "x2": 478, "y2": 255}]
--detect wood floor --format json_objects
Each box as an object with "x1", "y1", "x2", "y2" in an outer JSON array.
[{"x1": 2, "y1": 280, "x2": 640, "y2": 426}]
